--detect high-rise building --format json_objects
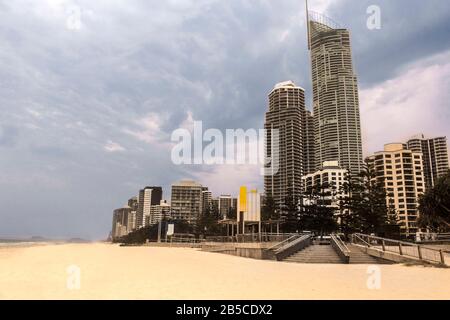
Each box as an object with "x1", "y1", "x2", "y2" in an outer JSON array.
[
  {"x1": 136, "y1": 186, "x2": 163, "y2": 228},
  {"x1": 407, "y1": 134, "x2": 449, "y2": 189},
  {"x1": 307, "y1": 9, "x2": 363, "y2": 177},
  {"x1": 366, "y1": 143, "x2": 426, "y2": 237},
  {"x1": 264, "y1": 81, "x2": 306, "y2": 209},
  {"x1": 303, "y1": 109, "x2": 315, "y2": 175},
  {"x1": 202, "y1": 187, "x2": 213, "y2": 213},
  {"x1": 149, "y1": 200, "x2": 171, "y2": 225},
  {"x1": 128, "y1": 196, "x2": 138, "y2": 212},
  {"x1": 302, "y1": 161, "x2": 348, "y2": 213},
  {"x1": 211, "y1": 198, "x2": 219, "y2": 214},
  {"x1": 127, "y1": 196, "x2": 138, "y2": 231},
  {"x1": 218, "y1": 195, "x2": 237, "y2": 219},
  {"x1": 171, "y1": 180, "x2": 203, "y2": 224},
  {"x1": 112, "y1": 206, "x2": 135, "y2": 239}
]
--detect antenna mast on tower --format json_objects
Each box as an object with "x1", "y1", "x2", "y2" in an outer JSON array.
[{"x1": 306, "y1": 0, "x2": 311, "y2": 50}]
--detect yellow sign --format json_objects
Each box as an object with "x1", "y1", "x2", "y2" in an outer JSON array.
[{"x1": 239, "y1": 186, "x2": 247, "y2": 213}]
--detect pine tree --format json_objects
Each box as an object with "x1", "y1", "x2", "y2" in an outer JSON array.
[
  {"x1": 262, "y1": 195, "x2": 278, "y2": 221},
  {"x1": 300, "y1": 182, "x2": 338, "y2": 236},
  {"x1": 418, "y1": 171, "x2": 450, "y2": 232},
  {"x1": 197, "y1": 207, "x2": 222, "y2": 237},
  {"x1": 338, "y1": 164, "x2": 395, "y2": 237},
  {"x1": 281, "y1": 189, "x2": 299, "y2": 233}
]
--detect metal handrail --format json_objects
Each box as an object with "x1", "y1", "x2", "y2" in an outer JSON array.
[
  {"x1": 274, "y1": 234, "x2": 313, "y2": 261},
  {"x1": 331, "y1": 234, "x2": 350, "y2": 264},
  {"x1": 352, "y1": 234, "x2": 371, "y2": 247},
  {"x1": 205, "y1": 233, "x2": 296, "y2": 244},
  {"x1": 277, "y1": 234, "x2": 312, "y2": 252},
  {"x1": 267, "y1": 234, "x2": 300, "y2": 251},
  {"x1": 331, "y1": 234, "x2": 350, "y2": 254}
]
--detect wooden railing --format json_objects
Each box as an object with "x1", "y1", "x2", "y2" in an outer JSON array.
[
  {"x1": 351, "y1": 233, "x2": 446, "y2": 266},
  {"x1": 417, "y1": 233, "x2": 450, "y2": 243}
]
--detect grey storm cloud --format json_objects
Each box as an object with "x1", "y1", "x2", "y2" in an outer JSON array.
[{"x1": 0, "y1": 0, "x2": 449, "y2": 239}]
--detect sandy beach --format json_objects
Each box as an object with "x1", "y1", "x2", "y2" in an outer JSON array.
[{"x1": 0, "y1": 243, "x2": 449, "y2": 300}]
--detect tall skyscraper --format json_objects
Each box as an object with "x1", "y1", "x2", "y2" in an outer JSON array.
[
  {"x1": 171, "y1": 180, "x2": 203, "y2": 224},
  {"x1": 366, "y1": 143, "x2": 426, "y2": 237},
  {"x1": 407, "y1": 134, "x2": 449, "y2": 189},
  {"x1": 136, "y1": 186, "x2": 163, "y2": 228},
  {"x1": 202, "y1": 187, "x2": 213, "y2": 213},
  {"x1": 264, "y1": 81, "x2": 306, "y2": 209},
  {"x1": 112, "y1": 206, "x2": 134, "y2": 239},
  {"x1": 307, "y1": 8, "x2": 363, "y2": 177},
  {"x1": 127, "y1": 196, "x2": 138, "y2": 231},
  {"x1": 303, "y1": 109, "x2": 315, "y2": 175}
]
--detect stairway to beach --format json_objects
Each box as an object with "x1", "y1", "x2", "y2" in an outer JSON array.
[
  {"x1": 284, "y1": 243, "x2": 343, "y2": 264},
  {"x1": 282, "y1": 241, "x2": 394, "y2": 265}
]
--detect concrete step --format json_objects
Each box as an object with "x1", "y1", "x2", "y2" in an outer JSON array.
[{"x1": 283, "y1": 244, "x2": 344, "y2": 264}]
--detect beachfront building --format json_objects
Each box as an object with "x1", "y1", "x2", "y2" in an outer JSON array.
[
  {"x1": 303, "y1": 109, "x2": 315, "y2": 175},
  {"x1": 136, "y1": 186, "x2": 163, "y2": 228},
  {"x1": 366, "y1": 143, "x2": 426, "y2": 237},
  {"x1": 202, "y1": 187, "x2": 212, "y2": 213},
  {"x1": 302, "y1": 161, "x2": 348, "y2": 213},
  {"x1": 264, "y1": 81, "x2": 306, "y2": 210},
  {"x1": 171, "y1": 180, "x2": 203, "y2": 225},
  {"x1": 149, "y1": 200, "x2": 171, "y2": 225},
  {"x1": 111, "y1": 206, "x2": 135, "y2": 240},
  {"x1": 218, "y1": 195, "x2": 237, "y2": 219},
  {"x1": 307, "y1": 9, "x2": 364, "y2": 177},
  {"x1": 407, "y1": 134, "x2": 449, "y2": 189},
  {"x1": 211, "y1": 198, "x2": 219, "y2": 214},
  {"x1": 127, "y1": 196, "x2": 138, "y2": 231}
]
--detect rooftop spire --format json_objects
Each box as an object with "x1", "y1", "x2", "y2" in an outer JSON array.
[{"x1": 306, "y1": 0, "x2": 311, "y2": 50}]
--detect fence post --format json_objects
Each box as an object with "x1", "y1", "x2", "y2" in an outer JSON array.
[
  {"x1": 417, "y1": 246, "x2": 422, "y2": 260},
  {"x1": 382, "y1": 240, "x2": 386, "y2": 252},
  {"x1": 440, "y1": 250, "x2": 445, "y2": 265},
  {"x1": 399, "y1": 243, "x2": 403, "y2": 256}
]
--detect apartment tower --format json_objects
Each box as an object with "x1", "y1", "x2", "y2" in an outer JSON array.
[
  {"x1": 303, "y1": 109, "x2": 315, "y2": 175},
  {"x1": 171, "y1": 181, "x2": 203, "y2": 225},
  {"x1": 407, "y1": 134, "x2": 449, "y2": 189},
  {"x1": 264, "y1": 81, "x2": 306, "y2": 210},
  {"x1": 307, "y1": 7, "x2": 363, "y2": 177},
  {"x1": 302, "y1": 161, "x2": 348, "y2": 213},
  {"x1": 366, "y1": 143, "x2": 425, "y2": 237},
  {"x1": 136, "y1": 186, "x2": 163, "y2": 228}
]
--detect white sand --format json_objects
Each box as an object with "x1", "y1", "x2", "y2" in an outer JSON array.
[{"x1": 0, "y1": 243, "x2": 449, "y2": 300}]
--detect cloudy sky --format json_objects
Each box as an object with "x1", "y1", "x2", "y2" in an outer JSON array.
[{"x1": 1, "y1": 0, "x2": 449, "y2": 239}]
